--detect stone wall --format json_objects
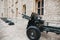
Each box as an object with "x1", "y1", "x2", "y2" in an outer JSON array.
[
  {"x1": 43, "y1": 0, "x2": 60, "y2": 23},
  {"x1": 0, "y1": 0, "x2": 4, "y2": 18},
  {"x1": 0, "y1": 0, "x2": 60, "y2": 24},
  {"x1": 44, "y1": 0, "x2": 60, "y2": 21}
]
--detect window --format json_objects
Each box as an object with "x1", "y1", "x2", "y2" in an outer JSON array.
[{"x1": 37, "y1": 0, "x2": 44, "y2": 15}]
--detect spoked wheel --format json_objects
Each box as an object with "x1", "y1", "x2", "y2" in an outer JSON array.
[{"x1": 26, "y1": 26, "x2": 41, "y2": 40}]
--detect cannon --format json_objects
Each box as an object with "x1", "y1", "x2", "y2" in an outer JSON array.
[{"x1": 22, "y1": 13, "x2": 60, "y2": 40}]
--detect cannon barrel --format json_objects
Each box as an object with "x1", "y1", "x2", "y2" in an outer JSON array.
[
  {"x1": 22, "y1": 13, "x2": 42, "y2": 20},
  {"x1": 22, "y1": 14, "x2": 31, "y2": 20}
]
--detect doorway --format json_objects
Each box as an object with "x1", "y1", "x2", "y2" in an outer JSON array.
[
  {"x1": 23, "y1": 5, "x2": 26, "y2": 14},
  {"x1": 16, "y1": 8, "x2": 18, "y2": 17}
]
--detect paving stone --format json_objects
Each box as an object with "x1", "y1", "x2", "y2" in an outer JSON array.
[{"x1": 0, "y1": 19, "x2": 60, "y2": 40}]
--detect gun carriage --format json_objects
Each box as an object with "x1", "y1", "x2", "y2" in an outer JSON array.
[{"x1": 22, "y1": 13, "x2": 60, "y2": 40}]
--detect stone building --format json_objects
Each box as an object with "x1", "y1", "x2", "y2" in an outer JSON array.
[{"x1": 0, "y1": 0, "x2": 60, "y2": 26}]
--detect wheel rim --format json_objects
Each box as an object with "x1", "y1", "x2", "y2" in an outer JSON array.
[{"x1": 27, "y1": 29, "x2": 38, "y2": 39}]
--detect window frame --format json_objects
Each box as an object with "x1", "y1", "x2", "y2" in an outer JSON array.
[{"x1": 37, "y1": 0, "x2": 44, "y2": 15}]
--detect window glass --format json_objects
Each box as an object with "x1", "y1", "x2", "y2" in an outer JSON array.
[
  {"x1": 38, "y1": 9, "x2": 40, "y2": 15},
  {"x1": 38, "y1": 1, "x2": 40, "y2": 8},
  {"x1": 42, "y1": 8, "x2": 44, "y2": 15},
  {"x1": 42, "y1": 0, "x2": 44, "y2": 7}
]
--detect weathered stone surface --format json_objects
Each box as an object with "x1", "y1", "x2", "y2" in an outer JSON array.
[
  {"x1": 0, "y1": 19, "x2": 60, "y2": 40},
  {"x1": 0, "y1": 0, "x2": 60, "y2": 40},
  {"x1": 43, "y1": 0, "x2": 60, "y2": 22}
]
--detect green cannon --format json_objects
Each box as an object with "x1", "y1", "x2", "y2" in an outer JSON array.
[{"x1": 22, "y1": 13, "x2": 60, "y2": 40}]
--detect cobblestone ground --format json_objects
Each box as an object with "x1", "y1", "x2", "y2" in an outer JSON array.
[{"x1": 0, "y1": 18, "x2": 60, "y2": 40}]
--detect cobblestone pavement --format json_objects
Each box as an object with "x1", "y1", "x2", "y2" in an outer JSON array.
[{"x1": 0, "y1": 18, "x2": 60, "y2": 40}]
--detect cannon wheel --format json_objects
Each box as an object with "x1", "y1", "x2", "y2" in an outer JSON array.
[{"x1": 26, "y1": 26, "x2": 41, "y2": 40}]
